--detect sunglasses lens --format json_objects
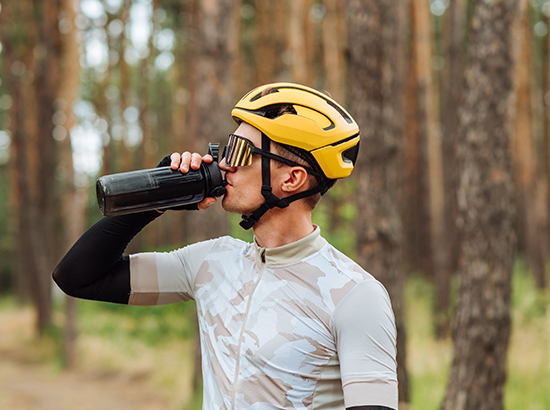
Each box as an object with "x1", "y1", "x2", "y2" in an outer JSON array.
[{"x1": 226, "y1": 135, "x2": 253, "y2": 167}]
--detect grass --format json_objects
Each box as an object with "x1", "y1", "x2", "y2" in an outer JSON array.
[
  {"x1": 406, "y1": 274, "x2": 452, "y2": 410},
  {"x1": 505, "y1": 260, "x2": 550, "y2": 410},
  {"x1": 1, "y1": 261, "x2": 549, "y2": 409},
  {"x1": 405, "y1": 261, "x2": 550, "y2": 410},
  {"x1": 75, "y1": 301, "x2": 200, "y2": 409}
]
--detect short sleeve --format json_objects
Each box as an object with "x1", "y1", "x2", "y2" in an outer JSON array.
[
  {"x1": 331, "y1": 279, "x2": 398, "y2": 409},
  {"x1": 128, "y1": 237, "x2": 221, "y2": 305}
]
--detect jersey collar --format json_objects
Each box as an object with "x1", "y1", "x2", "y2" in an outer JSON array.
[{"x1": 253, "y1": 225, "x2": 327, "y2": 266}]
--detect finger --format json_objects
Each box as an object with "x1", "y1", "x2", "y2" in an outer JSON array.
[
  {"x1": 170, "y1": 152, "x2": 181, "y2": 170},
  {"x1": 202, "y1": 154, "x2": 214, "y2": 163},
  {"x1": 190, "y1": 152, "x2": 202, "y2": 170},
  {"x1": 197, "y1": 197, "x2": 217, "y2": 210},
  {"x1": 179, "y1": 151, "x2": 192, "y2": 173}
]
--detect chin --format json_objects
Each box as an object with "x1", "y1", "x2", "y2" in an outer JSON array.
[{"x1": 221, "y1": 196, "x2": 259, "y2": 216}]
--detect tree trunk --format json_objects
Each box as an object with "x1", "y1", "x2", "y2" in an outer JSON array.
[
  {"x1": 185, "y1": 0, "x2": 235, "y2": 243},
  {"x1": 511, "y1": 12, "x2": 546, "y2": 288},
  {"x1": 543, "y1": 7, "x2": 550, "y2": 269},
  {"x1": 441, "y1": 0, "x2": 468, "y2": 279},
  {"x1": 411, "y1": 0, "x2": 450, "y2": 337},
  {"x1": 289, "y1": 0, "x2": 314, "y2": 86},
  {"x1": 185, "y1": 0, "x2": 238, "y2": 397},
  {"x1": 346, "y1": 0, "x2": 409, "y2": 405},
  {"x1": 57, "y1": 0, "x2": 83, "y2": 368},
  {"x1": 255, "y1": 0, "x2": 282, "y2": 85},
  {"x1": 1, "y1": 0, "x2": 65, "y2": 335},
  {"x1": 169, "y1": 1, "x2": 190, "y2": 248},
  {"x1": 321, "y1": 0, "x2": 346, "y2": 121},
  {"x1": 403, "y1": 4, "x2": 423, "y2": 276},
  {"x1": 119, "y1": 0, "x2": 132, "y2": 172},
  {"x1": 441, "y1": 0, "x2": 525, "y2": 409}
]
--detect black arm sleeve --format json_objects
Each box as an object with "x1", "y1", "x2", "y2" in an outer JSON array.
[{"x1": 52, "y1": 211, "x2": 161, "y2": 304}]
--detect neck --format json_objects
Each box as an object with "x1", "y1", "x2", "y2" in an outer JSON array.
[{"x1": 252, "y1": 206, "x2": 314, "y2": 248}]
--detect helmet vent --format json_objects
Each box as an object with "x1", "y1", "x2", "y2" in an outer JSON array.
[
  {"x1": 263, "y1": 103, "x2": 297, "y2": 119},
  {"x1": 342, "y1": 142, "x2": 360, "y2": 165}
]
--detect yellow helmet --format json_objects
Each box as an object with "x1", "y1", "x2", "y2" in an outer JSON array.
[{"x1": 231, "y1": 83, "x2": 360, "y2": 179}]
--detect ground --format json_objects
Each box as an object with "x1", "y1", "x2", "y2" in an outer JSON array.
[{"x1": 0, "y1": 308, "x2": 170, "y2": 410}]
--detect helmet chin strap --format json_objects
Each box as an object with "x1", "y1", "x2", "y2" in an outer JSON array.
[{"x1": 239, "y1": 133, "x2": 330, "y2": 230}]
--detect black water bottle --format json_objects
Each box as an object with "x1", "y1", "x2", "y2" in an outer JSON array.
[{"x1": 96, "y1": 143, "x2": 227, "y2": 216}]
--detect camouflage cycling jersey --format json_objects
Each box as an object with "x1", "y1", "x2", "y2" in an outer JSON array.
[{"x1": 128, "y1": 227, "x2": 398, "y2": 410}]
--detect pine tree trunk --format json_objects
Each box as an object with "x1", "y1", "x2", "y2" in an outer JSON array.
[
  {"x1": 321, "y1": 0, "x2": 346, "y2": 119},
  {"x1": 255, "y1": 0, "x2": 281, "y2": 85},
  {"x1": 1, "y1": 0, "x2": 65, "y2": 335},
  {"x1": 410, "y1": 0, "x2": 450, "y2": 337},
  {"x1": 441, "y1": 0, "x2": 525, "y2": 408},
  {"x1": 511, "y1": 12, "x2": 546, "y2": 288},
  {"x1": 346, "y1": 0, "x2": 409, "y2": 405},
  {"x1": 169, "y1": 2, "x2": 190, "y2": 248},
  {"x1": 544, "y1": 8, "x2": 550, "y2": 267},
  {"x1": 185, "y1": 0, "x2": 237, "y2": 398},
  {"x1": 184, "y1": 0, "x2": 234, "y2": 243},
  {"x1": 289, "y1": 0, "x2": 314, "y2": 86},
  {"x1": 441, "y1": 0, "x2": 468, "y2": 279},
  {"x1": 58, "y1": 0, "x2": 84, "y2": 368},
  {"x1": 119, "y1": 0, "x2": 132, "y2": 172}
]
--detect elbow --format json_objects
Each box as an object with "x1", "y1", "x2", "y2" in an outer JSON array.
[{"x1": 52, "y1": 266, "x2": 78, "y2": 298}]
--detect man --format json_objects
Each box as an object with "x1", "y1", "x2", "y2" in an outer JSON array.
[{"x1": 53, "y1": 83, "x2": 398, "y2": 410}]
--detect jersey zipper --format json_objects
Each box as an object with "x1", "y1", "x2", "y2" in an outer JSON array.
[{"x1": 231, "y1": 248, "x2": 267, "y2": 409}]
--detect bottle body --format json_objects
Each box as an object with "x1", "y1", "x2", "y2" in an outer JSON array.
[{"x1": 97, "y1": 161, "x2": 226, "y2": 216}]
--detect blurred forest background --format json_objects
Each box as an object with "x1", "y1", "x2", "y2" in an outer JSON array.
[{"x1": 0, "y1": 0, "x2": 549, "y2": 409}]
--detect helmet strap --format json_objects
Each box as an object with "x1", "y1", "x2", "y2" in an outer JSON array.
[{"x1": 239, "y1": 133, "x2": 330, "y2": 230}]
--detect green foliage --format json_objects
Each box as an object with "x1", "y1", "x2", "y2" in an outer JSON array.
[
  {"x1": 505, "y1": 259, "x2": 550, "y2": 410},
  {"x1": 78, "y1": 299, "x2": 197, "y2": 347},
  {"x1": 511, "y1": 258, "x2": 549, "y2": 324},
  {"x1": 228, "y1": 212, "x2": 254, "y2": 243},
  {"x1": 312, "y1": 178, "x2": 357, "y2": 257},
  {"x1": 406, "y1": 273, "x2": 452, "y2": 409},
  {"x1": 406, "y1": 263, "x2": 550, "y2": 410}
]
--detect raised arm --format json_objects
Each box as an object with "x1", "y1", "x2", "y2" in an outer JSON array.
[
  {"x1": 53, "y1": 151, "x2": 216, "y2": 304},
  {"x1": 52, "y1": 211, "x2": 161, "y2": 304}
]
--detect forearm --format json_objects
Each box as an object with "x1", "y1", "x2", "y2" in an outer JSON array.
[{"x1": 52, "y1": 211, "x2": 161, "y2": 304}]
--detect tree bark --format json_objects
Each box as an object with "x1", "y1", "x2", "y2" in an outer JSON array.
[
  {"x1": 0, "y1": 0, "x2": 65, "y2": 335},
  {"x1": 255, "y1": 0, "x2": 282, "y2": 85},
  {"x1": 543, "y1": 6, "x2": 550, "y2": 269},
  {"x1": 346, "y1": 0, "x2": 409, "y2": 405},
  {"x1": 168, "y1": 1, "x2": 191, "y2": 248},
  {"x1": 511, "y1": 11, "x2": 546, "y2": 288},
  {"x1": 119, "y1": 0, "x2": 133, "y2": 172},
  {"x1": 185, "y1": 0, "x2": 235, "y2": 243},
  {"x1": 321, "y1": 0, "x2": 346, "y2": 113},
  {"x1": 289, "y1": 0, "x2": 314, "y2": 86},
  {"x1": 441, "y1": 0, "x2": 525, "y2": 409},
  {"x1": 185, "y1": 0, "x2": 237, "y2": 397},
  {"x1": 441, "y1": 0, "x2": 468, "y2": 279},
  {"x1": 416, "y1": 0, "x2": 449, "y2": 337},
  {"x1": 58, "y1": 0, "x2": 84, "y2": 368}
]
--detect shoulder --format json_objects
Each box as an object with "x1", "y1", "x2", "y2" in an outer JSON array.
[
  {"x1": 318, "y1": 242, "x2": 376, "y2": 283},
  {"x1": 174, "y1": 235, "x2": 250, "y2": 256}
]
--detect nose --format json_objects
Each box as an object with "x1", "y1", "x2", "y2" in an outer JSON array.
[{"x1": 218, "y1": 157, "x2": 236, "y2": 172}]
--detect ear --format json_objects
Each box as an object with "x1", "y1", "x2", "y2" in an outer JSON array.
[{"x1": 280, "y1": 166, "x2": 309, "y2": 194}]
